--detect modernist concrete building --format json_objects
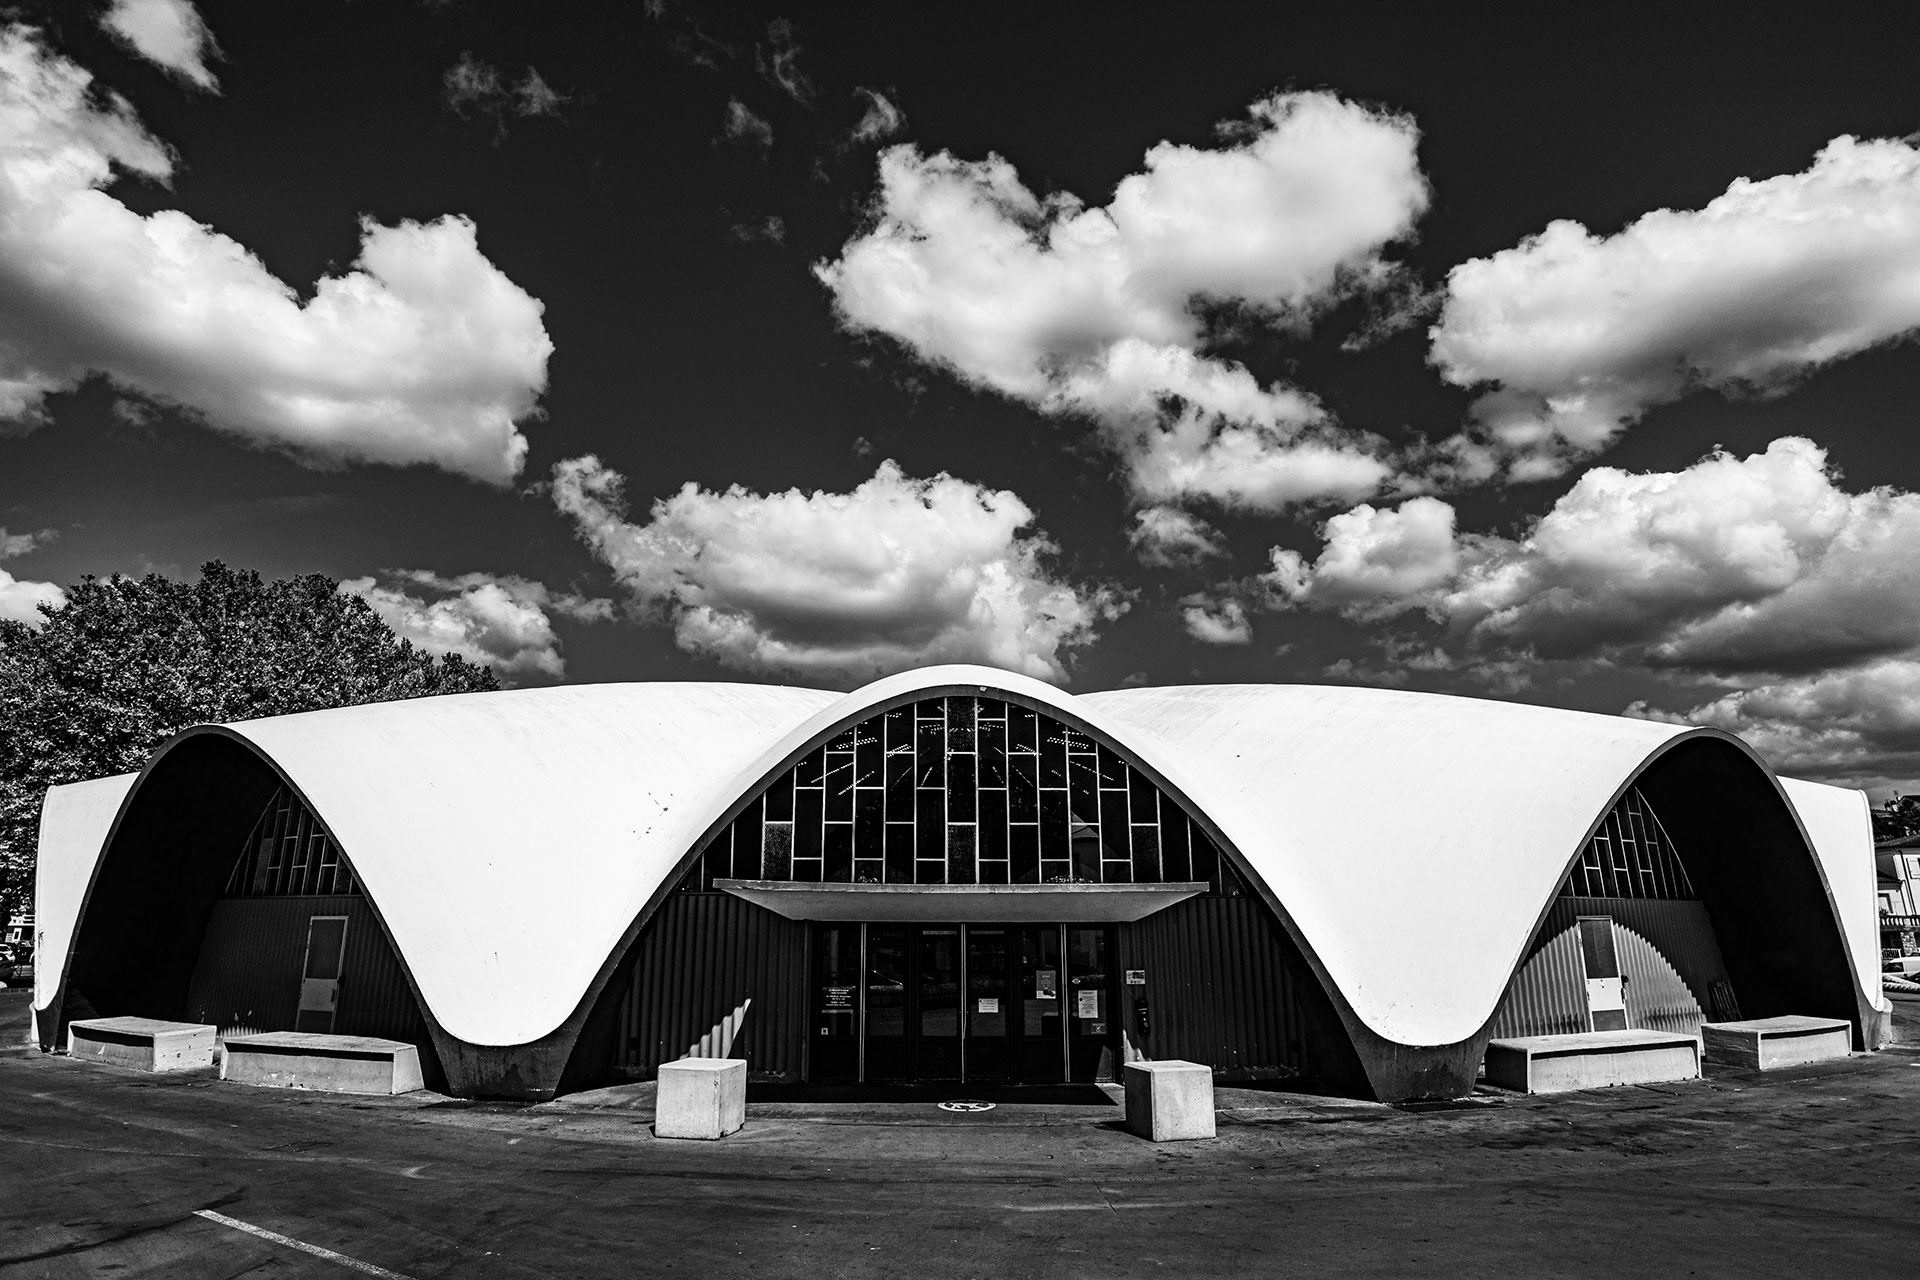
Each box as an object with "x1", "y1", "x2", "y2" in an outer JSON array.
[{"x1": 31, "y1": 665, "x2": 1888, "y2": 1102}]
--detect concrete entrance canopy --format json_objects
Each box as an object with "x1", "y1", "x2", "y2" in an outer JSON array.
[{"x1": 712, "y1": 879, "x2": 1210, "y2": 923}]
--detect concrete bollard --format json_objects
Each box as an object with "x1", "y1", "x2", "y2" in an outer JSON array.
[
  {"x1": 655, "y1": 1057, "x2": 747, "y2": 1139},
  {"x1": 67, "y1": 1017, "x2": 218, "y2": 1072},
  {"x1": 1124, "y1": 1059, "x2": 1215, "y2": 1141}
]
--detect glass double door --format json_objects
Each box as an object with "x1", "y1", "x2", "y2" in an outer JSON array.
[{"x1": 811, "y1": 922, "x2": 1113, "y2": 1084}]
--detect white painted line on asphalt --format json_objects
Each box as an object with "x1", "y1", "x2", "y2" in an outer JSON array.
[{"x1": 192, "y1": 1209, "x2": 417, "y2": 1278}]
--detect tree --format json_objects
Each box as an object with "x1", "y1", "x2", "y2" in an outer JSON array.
[
  {"x1": 0, "y1": 561, "x2": 498, "y2": 926},
  {"x1": 1876, "y1": 795, "x2": 1920, "y2": 844}
]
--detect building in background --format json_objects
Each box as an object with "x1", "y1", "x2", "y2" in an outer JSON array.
[{"x1": 29, "y1": 666, "x2": 1887, "y2": 1102}]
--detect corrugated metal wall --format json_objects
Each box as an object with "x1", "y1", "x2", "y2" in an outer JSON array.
[
  {"x1": 611, "y1": 893, "x2": 809, "y2": 1082},
  {"x1": 1116, "y1": 896, "x2": 1309, "y2": 1081},
  {"x1": 184, "y1": 896, "x2": 428, "y2": 1047},
  {"x1": 1488, "y1": 895, "x2": 1736, "y2": 1038}
]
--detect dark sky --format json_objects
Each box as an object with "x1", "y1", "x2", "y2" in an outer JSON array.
[{"x1": 6, "y1": 1, "x2": 1920, "y2": 792}]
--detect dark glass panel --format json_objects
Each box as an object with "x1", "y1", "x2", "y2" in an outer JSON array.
[
  {"x1": 867, "y1": 926, "x2": 909, "y2": 1080},
  {"x1": 1128, "y1": 771, "x2": 1158, "y2": 825},
  {"x1": 1009, "y1": 704, "x2": 1038, "y2": 754},
  {"x1": 791, "y1": 855, "x2": 823, "y2": 883},
  {"x1": 1010, "y1": 825, "x2": 1040, "y2": 883},
  {"x1": 1096, "y1": 744, "x2": 1127, "y2": 788},
  {"x1": 978, "y1": 697, "x2": 1006, "y2": 722},
  {"x1": 979, "y1": 856, "x2": 1009, "y2": 884},
  {"x1": 824, "y1": 753, "x2": 855, "y2": 821},
  {"x1": 733, "y1": 795, "x2": 764, "y2": 878},
  {"x1": 1040, "y1": 790, "x2": 1070, "y2": 867},
  {"x1": 795, "y1": 789, "x2": 824, "y2": 859},
  {"x1": 885, "y1": 823, "x2": 915, "y2": 884},
  {"x1": 1099, "y1": 790, "x2": 1131, "y2": 862},
  {"x1": 947, "y1": 696, "x2": 976, "y2": 751},
  {"x1": 1159, "y1": 805, "x2": 1192, "y2": 881},
  {"x1": 916, "y1": 718, "x2": 945, "y2": 788},
  {"x1": 978, "y1": 726, "x2": 1008, "y2": 788},
  {"x1": 700, "y1": 840, "x2": 727, "y2": 889},
  {"x1": 947, "y1": 823, "x2": 977, "y2": 884},
  {"x1": 855, "y1": 859, "x2": 885, "y2": 884},
  {"x1": 762, "y1": 819, "x2": 792, "y2": 880},
  {"x1": 948, "y1": 753, "x2": 976, "y2": 821},
  {"x1": 763, "y1": 772, "x2": 794, "y2": 822},
  {"x1": 794, "y1": 749, "x2": 824, "y2": 788},
  {"x1": 917, "y1": 857, "x2": 948, "y2": 885},
  {"x1": 1071, "y1": 822, "x2": 1101, "y2": 883},
  {"x1": 915, "y1": 790, "x2": 945, "y2": 861},
  {"x1": 854, "y1": 788, "x2": 883, "y2": 861},
  {"x1": 885, "y1": 750, "x2": 914, "y2": 822},
  {"x1": 1189, "y1": 826, "x2": 1222, "y2": 890},
  {"x1": 1038, "y1": 726, "x2": 1068, "y2": 788},
  {"x1": 978, "y1": 789, "x2": 1008, "y2": 860},
  {"x1": 826, "y1": 727, "x2": 856, "y2": 752},
  {"x1": 885, "y1": 706, "x2": 913, "y2": 751},
  {"x1": 824, "y1": 823, "x2": 854, "y2": 882},
  {"x1": 1008, "y1": 756, "x2": 1038, "y2": 822},
  {"x1": 1068, "y1": 768, "x2": 1099, "y2": 831},
  {"x1": 1130, "y1": 825, "x2": 1161, "y2": 882},
  {"x1": 854, "y1": 721, "x2": 883, "y2": 786}
]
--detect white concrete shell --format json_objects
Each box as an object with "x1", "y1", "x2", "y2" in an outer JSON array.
[
  {"x1": 38, "y1": 664, "x2": 1879, "y2": 1098},
  {"x1": 32, "y1": 773, "x2": 136, "y2": 1020}
]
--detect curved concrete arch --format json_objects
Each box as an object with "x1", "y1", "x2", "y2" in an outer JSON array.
[{"x1": 555, "y1": 663, "x2": 1381, "y2": 1097}]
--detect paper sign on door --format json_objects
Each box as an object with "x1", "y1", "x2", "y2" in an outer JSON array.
[
  {"x1": 1076, "y1": 989, "x2": 1100, "y2": 1019},
  {"x1": 1036, "y1": 970, "x2": 1057, "y2": 999}
]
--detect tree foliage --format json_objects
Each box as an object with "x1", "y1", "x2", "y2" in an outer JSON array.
[{"x1": 0, "y1": 561, "x2": 497, "y2": 923}]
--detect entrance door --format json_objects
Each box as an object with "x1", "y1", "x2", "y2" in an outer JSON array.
[
  {"x1": 295, "y1": 915, "x2": 348, "y2": 1033},
  {"x1": 1578, "y1": 915, "x2": 1629, "y2": 1032},
  {"x1": 815, "y1": 922, "x2": 1117, "y2": 1084}
]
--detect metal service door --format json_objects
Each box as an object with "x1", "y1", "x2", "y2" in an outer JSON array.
[
  {"x1": 1577, "y1": 915, "x2": 1629, "y2": 1032},
  {"x1": 295, "y1": 915, "x2": 348, "y2": 1033}
]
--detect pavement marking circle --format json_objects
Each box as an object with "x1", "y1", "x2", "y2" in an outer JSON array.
[
  {"x1": 937, "y1": 1099, "x2": 996, "y2": 1112},
  {"x1": 193, "y1": 1209, "x2": 417, "y2": 1278}
]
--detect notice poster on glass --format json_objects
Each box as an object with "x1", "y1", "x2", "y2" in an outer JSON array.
[
  {"x1": 977, "y1": 997, "x2": 999, "y2": 1014},
  {"x1": 1076, "y1": 989, "x2": 1100, "y2": 1019},
  {"x1": 822, "y1": 986, "x2": 855, "y2": 1010},
  {"x1": 1035, "y1": 970, "x2": 1057, "y2": 999}
]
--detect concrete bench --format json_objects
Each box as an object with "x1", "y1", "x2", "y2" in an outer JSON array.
[
  {"x1": 655, "y1": 1057, "x2": 746, "y2": 1139},
  {"x1": 221, "y1": 1032, "x2": 424, "y2": 1095},
  {"x1": 67, "y1": 1017, "x2": 217, "y2": 1073},
  {"x1": 1124, "y1": 1059, "x2": 1215, "y2": 1141},
  {"x1": 1701, "y1": 1016, "x2": 1851, "y2": 1070},
  {"x1": 1484, "y1": 1029, "x2": 1701, "y2": 1094}
]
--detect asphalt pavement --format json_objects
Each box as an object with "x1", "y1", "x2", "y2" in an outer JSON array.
[{"x1": 4, "y1": 987, "x2": 1919, "y2": 1278}]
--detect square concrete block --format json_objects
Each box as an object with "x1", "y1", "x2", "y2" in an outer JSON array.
[
  {"x1": 67, "y1": 1017, "x2": 217, "y2": 1072},
  {"x1": 1484, "y1": 1029, "x2": 1700, "y2": 1094},
  {"x1": 1124, "y1": 1059, "x2": 1215, "y2": 1141},
  {"x1": 655, "y1": 1057, "x2": 747, "y2": 1140},
  {"x1": 221, "y1": 1032, "x2": 424, "y2": 1095},
  {"x1": 1701, "y1": 1016, "x2": 1851, "y2": 1070}
]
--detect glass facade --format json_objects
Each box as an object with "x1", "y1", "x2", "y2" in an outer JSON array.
[
  {"x1": 684, "y1": 696, "x2": 1229, "y2": 890},
  {"x1": 224, "y1": 785, "x2": 358, "y2": 898},
  {"x1": 1562, "y1": 788, "x2": 1694, "y2": 900}
]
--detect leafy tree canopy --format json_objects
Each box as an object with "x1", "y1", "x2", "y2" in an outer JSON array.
[{"x1": 0, "y1": 561, "x2": 497, "y2": 925}]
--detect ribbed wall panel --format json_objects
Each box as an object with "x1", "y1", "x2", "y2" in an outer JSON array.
[
  {"x1": 1117, "y1": 896, "x2": 1307, "y2": 1081},
  {"x1": 184, "y1": 897, "x2": 428, "y2": 1047},
  {"x1": 613, "y1": 893, "x2": 808, "y2": 1082},
  {"x1": 1489, "y1": 895, "x2": 1734, "y2": 1038}
]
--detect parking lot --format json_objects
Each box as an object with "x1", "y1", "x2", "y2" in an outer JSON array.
[{"x1": 5, "y1": 988, "x2": 1920, "y2": 1278}]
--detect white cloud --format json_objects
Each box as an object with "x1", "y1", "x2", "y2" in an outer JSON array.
[
  {"x1": 551, "y1": 455, "x2": 1124, "y2": 687},
  {"x1": 0, "y1": 526, "x2": 51, "y2": 559},
  {"x1": 0, "y1": 567, "x2": 63, "y2": 625},
  {"x1": 0, "y1": 27, "x2": 552, "y2": 484},
  {"x1": 756, "y1": 18, "x2": 813, "y2": 105},
  {"x1": 849, "y1": 88, "x2": 905, "y2": 144},
  {"x1": 1629, "y1": 661, "x2": 1920, "y2": 789},
  {"x1": 1180, "y1": 597, "x2": 1252, "y2": 646},
  {"x1": 443, "y1": 53, "x2": 566, "y2": 129},
  {"x1": 340, "y1": 571, "x2": 608, "y2": 684},
  {"x1": 1262, "y1": 496, "x2": 1462, "y2": 620},
  {"x1": 722, "y1": 98, "x2": 773, "y2": 149},
  {"x1": 1128, "y1": 505, "x2": 1225, "y2": 569},
  {"x1": 1431, "y1": 134, "x2": 1920, "y2": 482},
  {"x1": 816, "y1": 91, "x2": 1426, "y2": 511},
  {"x1": 100, "y1": 0, "x2": 219, "y2": 91}
]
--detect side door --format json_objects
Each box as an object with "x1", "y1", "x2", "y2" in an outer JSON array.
[
  {"x1": 1577, "y1": 915, "x2": 1628, "y2": 1032},
  {"x1": 295, "y1": 915, "x2": 349, "y2": 1033}
]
